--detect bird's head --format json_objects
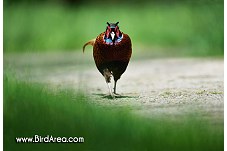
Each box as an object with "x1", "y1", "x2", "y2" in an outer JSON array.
[{"x1": 104, "y1": 22, "x2": 122, "y2": 44}]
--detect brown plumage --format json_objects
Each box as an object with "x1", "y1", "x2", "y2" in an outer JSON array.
[{"x1": 83, "y1": 22, "x2": 132, "y2": 98}]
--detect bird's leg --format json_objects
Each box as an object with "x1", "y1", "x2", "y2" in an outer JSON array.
[
  {"x1": 114, "y1": 80, "x2": 117, "y2": 94},
  {"x1": 103, "y1": 69, "x2": 115, "y2": 99},
  {"x1": 107, "y1": 82, "x2": 115, "y2": 99},
  {"x1": 113, "y1": 80, "x2": 120, "y2": 96}
]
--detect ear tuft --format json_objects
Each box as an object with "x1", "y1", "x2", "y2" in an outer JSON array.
[
  {"x1": 107, "y1": 22, "x2": 110, "y2": 26},
  {"x1": 116, "y1": 22, "x2": 119, "y2": 25}
]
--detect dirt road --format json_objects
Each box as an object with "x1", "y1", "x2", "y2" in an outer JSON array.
[{"x1": 4, "y1": 52, "x2": 224, "y2": 123}]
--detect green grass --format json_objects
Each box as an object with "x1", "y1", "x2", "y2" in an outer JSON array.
[
  {"x1": 4, "y1": 75, "x2": 223, "y2": 151},
  {"x1": 4, "y1": 2, "x2": 223, "y2": 56}
]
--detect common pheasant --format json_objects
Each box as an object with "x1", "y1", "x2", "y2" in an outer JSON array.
[{"x1": 83, "y1": 22, "x2": 132, "y2": 98}]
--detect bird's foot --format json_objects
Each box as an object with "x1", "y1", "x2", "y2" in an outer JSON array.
[
  {"x1": 112, "y1": 92, "x2": 122, "y2": 98},
  {"x1": 102, "y1": 93, "x2": 121, "y2": 99},
  {"x1": 110, "y1": 92, "x2": 115, "y2": 99},
  {"x1": 109, "y1": 93, "x2": 121, "y2": 99},
  {"x1": 113, "y1": 92, "x2": 121, "y2": 96}
]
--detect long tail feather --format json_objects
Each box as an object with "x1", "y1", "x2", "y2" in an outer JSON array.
[{"x1": 83, "y1": 39, "x2": 96, "y2": 53}]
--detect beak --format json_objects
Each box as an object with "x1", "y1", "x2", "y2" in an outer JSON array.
[{"x1": 110, "y1": 32, "x2": 115, "y2": 40}]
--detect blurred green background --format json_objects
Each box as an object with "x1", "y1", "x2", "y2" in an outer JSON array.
[{"x1": 4, "y1": 0, "x2": 224, "y2": 56}]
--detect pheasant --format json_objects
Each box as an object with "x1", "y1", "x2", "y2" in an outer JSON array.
[{"x1": 83, "y1": 22, "x2": 132, "y2": 98}]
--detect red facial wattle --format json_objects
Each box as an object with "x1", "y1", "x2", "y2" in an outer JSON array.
[{"x1": 115, "y1": 26, "x2": 121, "y2": 38}]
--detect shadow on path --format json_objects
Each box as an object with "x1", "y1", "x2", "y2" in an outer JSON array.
[{"x1": 92, "y1": 93, "x2": 138, "y2": 99}]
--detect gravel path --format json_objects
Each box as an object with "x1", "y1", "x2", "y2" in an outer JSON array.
[{"x1": 5, "y1": 52, "x2": 224, "y2": 123}]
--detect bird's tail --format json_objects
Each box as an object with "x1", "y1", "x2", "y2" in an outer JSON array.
[{"x1": 83, "y1": 39, "x2": 96, "y2": 53}]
